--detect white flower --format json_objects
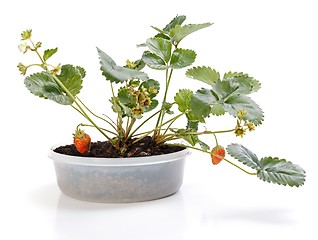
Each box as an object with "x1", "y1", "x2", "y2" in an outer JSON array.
[{"x1": 18, "y1": 42, "x2": 29, "y2": 53}]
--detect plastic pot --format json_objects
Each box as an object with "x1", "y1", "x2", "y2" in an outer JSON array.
[{"x1": 49, "y1": 145, "x2": 189, "y2": 203}]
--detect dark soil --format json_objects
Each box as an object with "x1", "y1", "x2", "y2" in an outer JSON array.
[{"x1": 54, "y1": 136, "x2": 185, "y2": 158}]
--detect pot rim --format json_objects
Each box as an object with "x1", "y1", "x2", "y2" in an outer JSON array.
[{"x1": 48, "y1": 143, "x2": 190, "y2": 167}]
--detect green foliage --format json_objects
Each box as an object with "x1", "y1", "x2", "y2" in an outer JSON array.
[
  {"x1": 186, "y1": 66, "x2": 220, "y2": 85},
  {"x1": 187, "y1": 69, "x2": 264, "y2": 125},
  {"x1": 170, "y1": 49, "x2": 196, "y2": 69},
  {"x1": 112, "y1": 79, "x2": 160, "y2": 118},
  {"x1": 43, "y1": 48, "x2": 58, "y2": 61},
  {"x1": 258, "y1": 157, "x2": 306, "y2": 187},
  {"x1": 162, "y1": 15, "x2": 187, "y2": 32},
  {"x1": 24, "y1": 64, "x2": 83, "y2": 105},
  {"x1": 170, "y1": 23, "x2": 213, "y2": 45},
  {"x1": 227, "y1": 144, "x2": 306, "y2": 187},
  {"x1": 98, "y1": 47, "x2": 149, "y2": 83},
  {"x1": 174, "y1": 89, "x2": 193, "y2": 113},
  {"x1": 146, "y1": 38, "x2": 172, "y2": 63},
  {"x1": 56, "y1": 64, "x2": 83, "y2": 97},
  {"x1": 142, "y1": 51, "x2": 167, "y2": 70}
]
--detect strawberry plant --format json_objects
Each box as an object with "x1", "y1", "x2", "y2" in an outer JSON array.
[{"x1": 18, "y1": 15, "x2": 305, "y2": 187}]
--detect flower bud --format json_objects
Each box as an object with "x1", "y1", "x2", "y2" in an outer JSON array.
[
  {"x1": 237, "y1": 109, "x2": 247, "y2": 120},
  {"x1": 17, "y1": 62, "x2": 27, "y2": 75},
  {"x1": 18, "y1": 42, "x2": 29, "y2": 53}
]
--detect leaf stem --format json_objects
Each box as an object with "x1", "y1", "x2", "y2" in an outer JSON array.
[{"x1": 168, "y1": 143, "x2": 257, "y2": 175}]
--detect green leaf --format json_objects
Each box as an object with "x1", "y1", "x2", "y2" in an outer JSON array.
[
  {"x1": 43, "y1": 48, "x2": 58, "y2": 61},
  {"x1": 24, "y1": 72, "x2": 72, "y2": 105},
  {"x1": 223, "y1": 72, "x2": 261, "y2": 95},
  {"x1": 75, "y1": 66, "x2": 86, "y2": 78},
  {"x1": 56, "y1": 64, "x2": 83, "y2": 97},
  {"x1": 163, "y1": 15, "x2": 187, "y2": 32},
  {"x1": 170, "y1": 49, "x2": 196, "y2": 69},
  {"x1": 146, "y1": 38, "x2": 172, "y2": 63},
  {"x1": 142, "y1": 51, "x2": 167, "y2": 70},
  {"x1": 257, "y1": 157, "x2": 306, "y2": 187},
  {"x1": 226, "y1": 144, "x2": 260, "y2": 170},
  {"x1": 223, "y1": 95, "x2": 264, "y2": 126},
  {"x1": 186, "y1": 119, "x2": 198, "y2": 130},
  {"x1": 174, "y1": 89, "x2": 193, "y2": 113},
  {"x1": 97, "y1": 47, "x2": 149, "y2": 83},
  {"x1": 154, "y1": 33, "x2": 170, "y2": 40},
  {"x1": 163, "y1": 101, "x2": 174, "y2": 114},
  {"x1": 118, "y1": 88, "x2": 137, "y2": 108},
  {"x1": 227, "y1": 144, "x2": 306, "y2": 187},
  {"x1": 189, "y1": 89, "x2": 214, "y2": 119},
  {"x1": 210, "y1": 104, "x2": 226, "y2": 116},
  {"x1": 186, "y1": 66, "x2": 220, "y2": 85},
  {"x1": 170, "y1": 22, "x2": 212, "y2": 45}
]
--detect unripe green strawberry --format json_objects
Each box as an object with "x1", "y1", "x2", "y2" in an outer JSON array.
[
  {"x1": 73, "y1": 129, "x2": 91, "y2": 154},
  {"x1": 211, "y1": 145, "x2": 225, "y2": 165}
]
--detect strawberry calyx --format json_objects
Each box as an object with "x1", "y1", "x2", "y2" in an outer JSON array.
[{"x1": 73, "y1": 128, "x2": 87, "y2": 139}]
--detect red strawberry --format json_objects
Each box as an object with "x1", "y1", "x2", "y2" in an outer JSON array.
[
  {"x1": 73, "y1": 129, "x2": 91, "y2": 154},
  {"x1": 211, "y1": 145, "x2": 225, "y2": 165}
]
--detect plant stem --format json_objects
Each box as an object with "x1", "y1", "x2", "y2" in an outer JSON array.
[
  {"x1": 78, "y1": 123, "x2": 117, "y2": 135},
  {"x1": 110, "y1": 82, "x2": 123, "y2": 137},
  {"x1": 132, "y1": 112, "x2": 184, "y2": 144},
  {"x1": 153, "y1": 68, "x2": 174, "y2": 138},
  {"x1": 76, "y1": 97, "x2": 117, "y2": 131},
  {"x1": 50, "y1": 74, "x2": 112, "y2": 141},
  {"x1": 168, "y1": 143, "x2": 257, "y2": 175},
  {"x1": 124, "y1": 117, "x2": 136, "y2": 140}
]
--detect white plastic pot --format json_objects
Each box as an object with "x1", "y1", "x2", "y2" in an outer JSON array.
[{"x1": 49, "y1": 145, "x2": 190, "y2": 203}]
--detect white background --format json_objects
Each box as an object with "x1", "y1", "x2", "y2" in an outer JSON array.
[{"x1": 1, "y1": 0, "x2": 317, "y2": 239}]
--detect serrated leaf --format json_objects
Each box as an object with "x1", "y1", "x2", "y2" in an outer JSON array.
[
  {"x1": 186, "y1": 66, "x2": 220, "y2": 85},
  {"x1": 56, "y1": 64, "x2": 83, "y2": 97},
  {"x1": 223, "y1": 72, "x2": 261, "y2": 94},
  {"x1": 97, "y1": 47, "x2": 149, "y2": 83},
  {"x1": 223, "y1": 95, "x2": 264, "y2": 126},
  {"x1": 146, "y1": 38, "x2": 172, "y2": 63},
  {"x1": 24, "y1": 72, "x2": 72, "y2": 105},
  {"x1": 226, "y1": 144, "x2": 260, "y2": 170},
  {"x1": 257, "y1": 157, "x2": 306, "y2": 187},
  {"x1": 43, "y1": 48, "x2": 58, "y2": 61},
  {"x1": 170, "y1": 22, "x2": 212, "y2": 45},
  {"x1": 151, "y1": 25, "x2": 165, "y2": 34},
  {"x1": 170, "y1": 49, "x2": 196, "y2": 69},
  {"x1": 163, "y1": 15, "x2": 187, "y2": 32},
  {"x1": 142, "y1": 51, "x2": 167, "y2": 70},
  {"x1": 75, "y1": 66, "x2": 86, "y2": 78},
  {"x1": 186, "y1": 119, "x2": 198, "y2": 131},
  {"x1": 210, "y1": 104, "x2": 226, "y2": 116},
  {"x1": 189, "y1": 89, "x2": 213, "y2": 119},
  {"x1": 174, "y1": 89, "x2": 193, "y2": 113}
]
